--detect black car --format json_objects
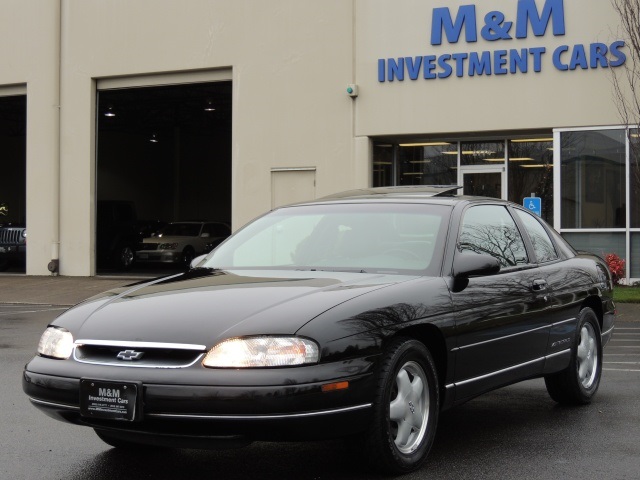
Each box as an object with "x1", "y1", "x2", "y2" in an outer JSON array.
[
  {"x1": 0, "y1": 223, "x2": 26, "y2": 271},
  {"x1": 23, "y1": 186, "x2": 615, "y2": 474}
]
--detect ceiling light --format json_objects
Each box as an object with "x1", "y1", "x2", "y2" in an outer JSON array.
[
  {"x1": 409, "y1": 160, "x2": 432, "y2": 164},
  {"x1": 511, "y1": 138, "x2": 553, "y2": 143},
  {"x1": 150, "y1": 133, "x2": 159, "y2": 143},
  {"x1": 402, "y1": 172, "x2": 423, "y2": 175},
  {"x1": 509, "y1": 157, "x2": 535, "y2": 161},
  {"x1": 204, "y1": 100, "x2": 216, "y2": 112},
  {"x1": 373, "y1": 161, "x2": 392, "y2": 165},
  {"x1": 104, "y1": 106, "x2": 116, "y2": 117},
  {"x1": 483, "y1": 158, "x2": 506, "y2": 162},
  {"x1": 399, "y1": 142, "x2": 451, "y2": 147},
  {"x1": 521, "y1": 164, "x2": 549, "y2": 168}
]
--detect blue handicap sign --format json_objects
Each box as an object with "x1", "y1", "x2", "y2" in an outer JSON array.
[{"x1": 523, "y1": 197, "x2": 542, "y2": 216}]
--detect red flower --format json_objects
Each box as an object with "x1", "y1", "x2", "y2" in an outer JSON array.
[{"x1": 605, "y1": 253, "x2": 625, "y2": 285}]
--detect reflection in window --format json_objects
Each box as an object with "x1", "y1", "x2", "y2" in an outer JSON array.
[
  {"x1": 560, "y1": 130, "x2": 626, "y2": 228},
  {"x1": 460, "y1": 141, "x2": 505, "y2": 166},
  {"x1": 398, "y1": 142, "x2": 457, "y2": 186},
  {"x1": 508, "y1": 138, "x2": 553, "y2": 224},
  {"x1": 514, "y1": 209, "x2": 558, "y2": 263},
  {"x1": 458, "y1": 205, "x2": 528, "y2": 267}
]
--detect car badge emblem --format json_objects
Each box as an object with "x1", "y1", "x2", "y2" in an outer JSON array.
[{"x1": 117, "y1": 349, "x2": 145, "y2": 361}]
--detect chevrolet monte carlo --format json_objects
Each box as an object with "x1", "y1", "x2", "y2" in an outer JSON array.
[{"x1": 23, "y1": 186, "x2": 615, "y2": 474}]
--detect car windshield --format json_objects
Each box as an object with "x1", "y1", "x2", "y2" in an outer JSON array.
[
  {"x1": 160, "y1": 223, "x2": 202, "y2": 237},
  {"x1": 203, "y1": 203, "x2": 450, "y2": 275}
]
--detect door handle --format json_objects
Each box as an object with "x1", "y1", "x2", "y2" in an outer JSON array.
[{"x1": 532, "y1": 279, "x2": 548, "y2": 292}]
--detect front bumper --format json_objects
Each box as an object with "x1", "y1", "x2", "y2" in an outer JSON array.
[
  {"x1": 23, "y1": 355, "x2": 376, "y2": 446},
  {"x1": 136, "y1": 250, "x2": 182, "y2": 264}
]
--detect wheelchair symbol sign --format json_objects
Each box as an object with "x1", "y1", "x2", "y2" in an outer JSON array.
[{"x1": 523, "y1": 197, "x2": 542, "y2": 216}]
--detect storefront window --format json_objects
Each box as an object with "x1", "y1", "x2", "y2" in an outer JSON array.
[
  {"x1": 630, "y1": 129, "x2": 640, "y2": 227},
  {"x1": 372, "y1": 143, "x2": 394, "y2": 187},
  {"x1": 508, "y1": 138, "x2": 553, "y2": 224},
  {"x1": 397, "y1": 142, "x2": 457, "y2": 186},
  {"x1": 460, "y1": 141, "x2": 505, "y2": 166},
  {"x1": 562, "y1": 232, "x2": 625, "y2": 264},
  {"x1": 560, "y1": 130, "x2": 626, "y2": 228}
]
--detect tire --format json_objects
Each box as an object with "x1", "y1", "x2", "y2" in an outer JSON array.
[
  {"x1": 181, "y1": 247, "x2": 195, "y2": 268},
  {"x1": 114, "y1": 244, "x2": 135, "y2": 270},
  {"x1": 544, "y1": 307, "x2": 603, "y2": 405},
  {"x1": 363, "y1": 338, "x2": 439, "y2": 474}
]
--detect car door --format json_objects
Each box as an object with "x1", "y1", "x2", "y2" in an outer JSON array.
[{"x1": 450, "y1": 204, "x2": 551, "y2": 402}]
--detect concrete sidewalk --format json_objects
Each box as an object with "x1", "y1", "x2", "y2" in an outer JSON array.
[{"x1": 0, "y1": 274, "x2": 639, "y2": 321}]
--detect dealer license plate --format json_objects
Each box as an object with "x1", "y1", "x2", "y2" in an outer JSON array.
[{"x1": 80, "y1": 379, "x2": 140, "y2": 421}]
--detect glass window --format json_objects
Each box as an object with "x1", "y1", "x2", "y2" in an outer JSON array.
[
  {"x1": 514, "y1": 209, "x2": 558, "y2": 263},
  {"x1": 508, "y1": 138, "x2": 554, "y2": 224},
  {"x1": 205, "y1": 203, "x2": 450, "y2": 275},
  {"x1": 460, "y1": 141, "x2": 505, "y2": 166},
  {"x1": 560, "y1": 130, "x2": 626, "y2": 228},
  {"x1": 398, "y1": 142, "x2": 457, "y2": 186},
  {"x1": 372, "y1": 143, "x2": 394, "y2": 187},
  {"x1": 458, "y1": 205, "x2": 528, "y2": 268},
  {"x1": 561, "y1": 232, "x2": 625, "y2": 263},
  {"x1": 630, "y1": 129, "x2": 640, "y2": 227}
]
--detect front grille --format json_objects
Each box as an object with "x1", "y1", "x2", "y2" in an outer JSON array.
[
  {"x1": 138, "y1": 243, "x2": 159, "y2": 251},
  {"x1": 0, "y1": 228, "x2": 24, "y2": 245},
  {"x1": 74, "y1": 342, "x2": 206, "y2": 368}
]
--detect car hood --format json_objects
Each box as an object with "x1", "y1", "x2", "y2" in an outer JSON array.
[{"x1": 56, "y1": 269, "x2": 419, "y2": 347}]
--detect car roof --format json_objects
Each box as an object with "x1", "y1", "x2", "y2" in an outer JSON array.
[{"x1": 291, "y1": 186, "x2": 511, "y2": 207}]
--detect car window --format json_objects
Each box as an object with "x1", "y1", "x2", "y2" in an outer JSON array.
[
  {"x1": 514, "y1": 209, "x2": 558, "y2": 263},
  {"x1": 458, "y1": 205, "x2": 528, "y2": 268},
  {"x1": 204, "y1": 203, "x2": 450, "y2": 275},
  {"x1": 161, "y1": 223, "x2": 202, "y2": 236}
]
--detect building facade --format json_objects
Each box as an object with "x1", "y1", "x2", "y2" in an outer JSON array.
[{"x1": 0, "y1": 0, "x2": 638, "y2": 279}]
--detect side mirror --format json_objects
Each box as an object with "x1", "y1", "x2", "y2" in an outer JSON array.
[
  {"x1": 453, "y1": 252, "x2": 500, "y2": 279},
  {"x1": 190, "y1": 254, "x2": 208, "y2": 269}
]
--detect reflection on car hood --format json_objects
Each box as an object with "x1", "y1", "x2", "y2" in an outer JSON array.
[{"x1": 57, "y1": 269, "x2": 418, "y2": 347}]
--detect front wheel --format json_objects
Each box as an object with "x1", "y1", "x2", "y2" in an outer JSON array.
[
  {"x1": 544, "y1": 307, "x2": 603, "y2": 405},
  {"x1": 363, "y1": 338, "x2": 439, "y2": 474}
]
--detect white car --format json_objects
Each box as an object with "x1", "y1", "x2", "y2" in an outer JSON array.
[{"x1": 136, "y1": 221, "x2": 230, "y2": 266}]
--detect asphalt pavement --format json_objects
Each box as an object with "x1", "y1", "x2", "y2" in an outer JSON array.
[{"x1": 0, "y1": 274, "x2": 639, "y2": 321}]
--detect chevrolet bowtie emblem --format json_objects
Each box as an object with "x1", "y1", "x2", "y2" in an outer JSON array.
[{"x1": 117, "y1": 349, "x2": 145, "y2": 361}]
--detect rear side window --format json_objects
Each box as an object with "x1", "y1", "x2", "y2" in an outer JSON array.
[
  {"x1": 514, "y1": 209, "x2": 558, "y2": 263},
  {"x1": 458, "y1": 205, "x2": 528, "y2": 268}
]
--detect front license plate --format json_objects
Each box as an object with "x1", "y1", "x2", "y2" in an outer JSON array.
[{"x1": 80, "y1": 379, "x2": 140, "y2": 421}]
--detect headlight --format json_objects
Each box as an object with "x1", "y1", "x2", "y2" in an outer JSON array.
[
  {"x1": 203, "y1": 336, "x2": 319, "y2": 368},
  {"x1": 158, "y1": 243, "x2": 179, "y2": 250},
  {"x1": 37, "y1": 326, "x2": 74, "y2": 359}
]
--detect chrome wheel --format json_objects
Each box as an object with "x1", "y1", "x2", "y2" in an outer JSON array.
[
  {"x1": 577, "y1": 322, "x2": 598, "y2": 389},
  {"x1": 389, "y1": 360, "x2": 429, "y2": 454}
]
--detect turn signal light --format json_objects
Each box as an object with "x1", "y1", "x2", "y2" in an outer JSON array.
[{"x1": 321, "y1": 381, "x2": 349, "y2": 393}]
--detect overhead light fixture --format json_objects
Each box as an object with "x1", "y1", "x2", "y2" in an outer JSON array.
[
  {"x1": 373, "y1": 161, "x2": 392, "y2": 165},
  {"x1": 104, "y1": 106, "x2": 116, "y2": 117},
  {"x1": 483, "y1": 158, "x2": 506, "y2": 162},
  {"x1": 204, "y1": 100, "x2": 216, "y2": 112},
  {"x1": 149, "y1": 133, "x2": 159, "y2": 143},
  {"x1": 521, "y1": 164, "x2": 550, "y2": 168},
  {"x1": 511, "y1": 138, "x2": 553, "y2": 143},
  {"x1": 399, "y1": 142, "x2": 451, "y2": 147},
  {"x1": 402, "y1": 172, "x2": 424, "y2": 176},
  {"x1": 509, "y1": 157, "x2": 535, "y2": 161},
  {"x1": 409, "y1": 160, "x2": 432, "y2": 164}
]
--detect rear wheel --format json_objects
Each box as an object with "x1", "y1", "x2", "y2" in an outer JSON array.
[
  {"x1": 544, "y1": 307, "x2": 602, "y2": 405},
  {"x1": 363, "y1": 338, "x2": 439, "y2": 474}
]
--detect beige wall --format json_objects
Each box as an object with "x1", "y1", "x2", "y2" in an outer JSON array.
[{"x1": 0, "y1": 0, "x2": 631, "y2": 276}]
